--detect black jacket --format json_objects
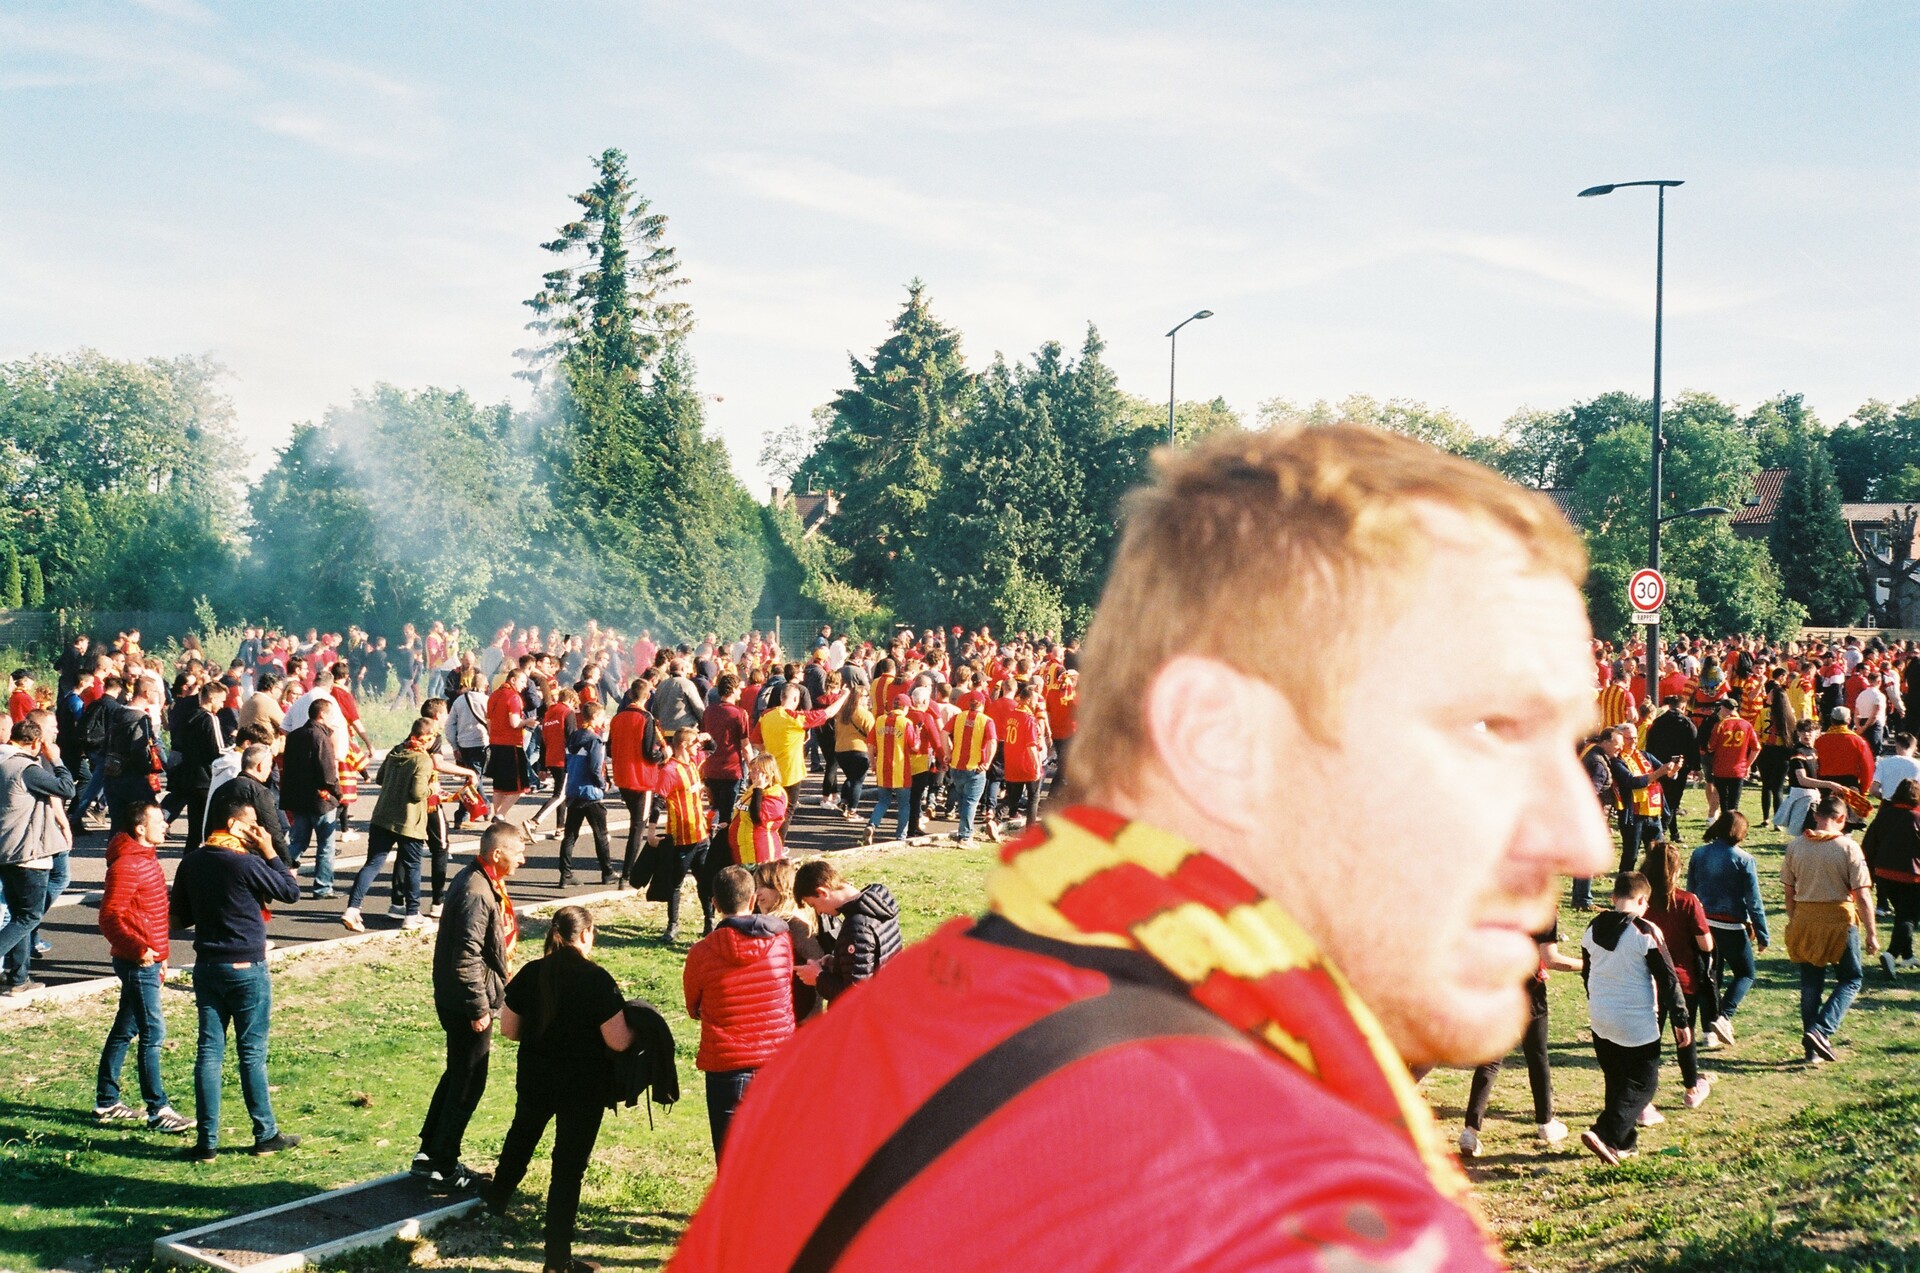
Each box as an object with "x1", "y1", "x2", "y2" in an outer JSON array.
[
  {"x1": 102, "y1": 699, "x2": 160, "y2": 775},
  {"x1": 1644, "y1": 710, "x2": 1698, "y2": 769},
  {"x1": 433, "y1": 862, "x2": 511, "y2": 1026},
  {"x1": 172, "y1": 704, "x2": 223, "y2": 791},
  {"x1": 605, "y1": 998, "x2": 681, "y2": 1113},
  {"x1": 280, "y1": 720, "x2": 341, "y2": 816},
  {"x1": 209, "y1": 773, "x2": 287, "y2": 854},
  {"x1": 819, "y1": 884, "x2": 903, "y2": 1002}
]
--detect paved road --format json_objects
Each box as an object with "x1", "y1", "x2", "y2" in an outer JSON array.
[{"x1": 12, "y1": 771, "x2": 921, "y2": 998}]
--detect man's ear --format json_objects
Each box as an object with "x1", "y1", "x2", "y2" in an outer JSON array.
[{"x1": 1144, "y1": 656, "x2": 1308, "y2": 836}]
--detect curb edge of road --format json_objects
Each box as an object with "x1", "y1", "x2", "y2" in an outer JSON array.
[{"x1": 0, "y1": 829, "x2": 968, "y2": 1015}]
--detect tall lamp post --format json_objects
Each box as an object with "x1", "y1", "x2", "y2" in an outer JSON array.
[
  {"x1": 1165, "y1": 309, "x2": 1213, "y2": 446},
  {"x1": 1579, "y1": 179, "x2": 1683, "y2": 701}
]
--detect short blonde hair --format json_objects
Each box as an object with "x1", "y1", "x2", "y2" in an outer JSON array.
[{"x1": 1074, "y1": 424, "x2": 1585, "y2": 795}]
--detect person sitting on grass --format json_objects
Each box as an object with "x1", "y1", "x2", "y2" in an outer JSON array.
[
  {"x1": 484, "y1": 905, "x2": 633, "y2": 1273},
  {"x1": 1580, "y1": 871, "x2": 1690, "y2": 1165},
  {"x1": 94, "y1": 800, "x2": 194, "y2": 1134}
]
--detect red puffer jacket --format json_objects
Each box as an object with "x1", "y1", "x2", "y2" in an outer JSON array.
[
  {"x1": 683, "y1": 915, "x2": 795, "y2": 1072},
  {"x1": 99, "y1": 833, "x2": 170, "y2": 962}
]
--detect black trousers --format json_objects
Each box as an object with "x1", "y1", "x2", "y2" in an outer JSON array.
[
  {"x1": 558, "y1": 801, "x2": 611, "y2": 882},
  {"x1": 426, "y1": 805, "x2": 450, "y2": 907},
  {"x1": 181, "y1": 786, "x2": 211, "y2": 854},
  {"x1": 1590, "y1": 1036, "x2": 1661, "y2": 1152},
  {"x1": 1757, "y1": 745, "x2": 1790, "y2": 820},
  {"x1": 908, "y1": 770, "x2": 939, "y2": 836},
  {"x1": 1884, "y1": 878, "x2": 1920, "y2": 961},
  {"x1": 1712, "y1": 776, "x2": 1744, "y2": 813},
  {"x1": 618, "y1": 788, "x2": 653, "y2": 884},
  {"x1": 705, "y1": 1067, "x2": 755, "y2": 1159},
  {"x1": 419, "y1": 1018, "x2": 491, "y2": 1170},
  {"x1": 492, "y1": 1077, "x2": 606, "y2": 1270},
  {"x1": 1656, "y1": 775, "x2": 1687, "y2": 839},
  {"x1": 1465, "y1": 979, "x2": 1552, "y2": 1129}
]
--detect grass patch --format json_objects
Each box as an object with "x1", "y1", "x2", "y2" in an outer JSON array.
[{"x1": 3, "y1": 807, "x2": 1918, "y2": 1270}]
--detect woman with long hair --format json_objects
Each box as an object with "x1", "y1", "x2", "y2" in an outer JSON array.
[
  {"x1": 487, "y1": 906, "x2": 632, "y2": 1273},
  {"x1": 1639, "y1": 839, "x2": 1718, "y2": 1120},
  {"x1": 1686, "y1": 810, "x2": 1769, "y2": 1035},
  {"x1": 753, "y1": 859, "x2": 825, "y2": 1021}
]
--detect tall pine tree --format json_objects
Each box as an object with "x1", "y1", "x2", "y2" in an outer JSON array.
[
  {"x1": 518, "y1": 150, "x2": 763, "y2": 637},
  {"x1": 1771, "y1": 440, "x2": 1860, "y2": 625},
  {"x1": 796, "y1": 280, "x2": 972, "y2": 600}
]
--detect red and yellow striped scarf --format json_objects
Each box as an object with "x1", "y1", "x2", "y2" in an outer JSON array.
[{"x1": 986, "y1": 805, "x2": 1484, "y2": 1224}]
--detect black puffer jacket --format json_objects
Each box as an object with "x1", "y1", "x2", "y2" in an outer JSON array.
[{"x1": 819, "y1": 884, "x2": 903, "y2": 1002}]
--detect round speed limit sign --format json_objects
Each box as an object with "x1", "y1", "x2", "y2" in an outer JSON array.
[{"x1": 1629, "y1": 567, "x2": 1666, "y2": 613}]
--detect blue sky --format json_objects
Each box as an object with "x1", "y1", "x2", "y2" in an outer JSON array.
[{"x1": 2, "y1": 1, "x2": 1915, "y2": 489}]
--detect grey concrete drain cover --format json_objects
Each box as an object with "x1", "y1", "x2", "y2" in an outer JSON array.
[{"x1": 155, "y1": 1172, "x2": 480, "y2": 1271}]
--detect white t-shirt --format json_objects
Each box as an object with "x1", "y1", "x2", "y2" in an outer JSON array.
[
  {"x1": 1584, "y1": 915, "x2": 1667, "y2": 1047},
  {"x1": 1854, "y1": 685, "x2": 1886, "y2": 726},
  {"x1": 284, "y1": 688, "x2": 349, "y2": 755},
  {"x1": 1872, "y1": 754, "x2": 1920, "y2": 800}
]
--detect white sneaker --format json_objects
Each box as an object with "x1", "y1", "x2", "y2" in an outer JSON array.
[
  {"x1": 1537, "y1": 1119, "x2": 1569, "y2": 1146},
  {"x1": 1637, "y1": 1104, "x2": 1665, "y2": 1127},
  {"x1": 401, "y1": 915, "x2": 433, "y2": 931},
  {"x1": 821, "y1": 795, "x2": 840, "y2": 809},
  {"x1": 1457, "y1": 1128, "x2": 1481, "y2": 1158},
  {"x1": 1897, "y1": 957, "x2": 1920, "y2": 970},
  {"x1": 340, "y1": 907, "x2": 365, "y2": 932},
  {"x1": 1709, "y1": 1015, "x2": 1735, "y2": 1046},
  {"x1": 428, "y1": 903, "x2": 443, "y2": 919},
  {"x1": 1683, "y1": 1081, "x2": 1711, "y2": 1109}
]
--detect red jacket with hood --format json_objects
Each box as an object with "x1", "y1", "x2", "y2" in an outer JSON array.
[
  {"x1": 683, "y1": 914, "x2": 795, "y2": 1072},
  {"x1": 99, "y1": 832, "x2": 170, "y2": 962}
]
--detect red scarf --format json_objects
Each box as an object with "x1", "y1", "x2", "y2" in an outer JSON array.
[{"x1": 480, "y1": 856, "x2": 518, "y2": 957}]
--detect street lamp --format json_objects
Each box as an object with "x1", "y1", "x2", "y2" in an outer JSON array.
[
  {"x1": 1165, "y1": 309, "x2": 1214, "y2": 446},
  {"x1": 1580, "y1": 178, "x2": 1683, "y2": 702}
]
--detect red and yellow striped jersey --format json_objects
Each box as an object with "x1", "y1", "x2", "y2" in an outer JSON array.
[
  {"x1": 868, "y1": 709, "x2": 919, "y2": 789},
  {"x1": 949, "y1": 707, "x2": 998, "y2": 770},
  {"x1": 662, "y1": 758, "x2": 709, "y2": 846},
  {"x1": 1595, "y1": 683, "x2": 1635, "y2": 729}
]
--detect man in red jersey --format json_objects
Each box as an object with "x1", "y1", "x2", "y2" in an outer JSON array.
[{"x1": 671, "y1": 425, "x2": 1612, "y2": 1272}]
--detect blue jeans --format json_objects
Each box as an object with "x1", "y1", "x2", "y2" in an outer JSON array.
[
  {"x1": 868, "y1": 788, "x2": 909, "y2": 842},
  {"x1": 0, "y1": 865, "x2": 49, "y2": 988},
  {"x1": 98, "y1": 958, "x2": 169, "y2": 1113},
  {"x1": 1799, "y1": 926, "x2": 1864, "y2": 1040},
  {"x1": 287, "y1": 809, "x2": 337, "y2": 893},
  {"x1": 73, "y1": 749, "x2": 109, "y2": 817},
  {"x1": 1712, "y1": 924, "x2": 1758, "y2": 1016},
  {"x1": 952, "y1": 769, "x2": 988, "y2": 840},
  {"x1": 193, "y1": 960, "x2": 277, "y2": 1147},
  {"x1": 346, "y1": 824, "x2": 402, "y2": 911},
  {"x1": 1570, "y1": 876, "x2": 1593, "y2": 910}
]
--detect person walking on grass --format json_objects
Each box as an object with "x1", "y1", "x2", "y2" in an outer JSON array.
[
  {"x1": 1580, "y1": 872, "x2": 1690, "y2": 1166},
  {"x1": 170, "y1": 795, "x2": 302, "y2": 1162},
  {"x1": 1638, "y1": 840, "x2": 1719, "y2": 1121},
  {"x1": 484, "y1": 905, "x2": 633, "y2": 1273},
  {"x1": 415, "y1": 820, "x2": 525, "y2": 1194},
  {"x1": 684, "y1": 865, "x2": 795, "y2": 1159},
  {"x1": 93, "y1": 800, "x2": 194, "y2": 1135},
  {"x1": 1782, "y1": 793, "x2": 1879, "y2": 1065},
  {"x1": 1687, "y1": 810, "x2": 1769, "y2": 1038},
  {"x1": 1457, "y1": 922, "x2": 1579, "y2": 1158},
  {"x1": 1704, "y1": 699, "x2": 1759, "y2": 817},
  {"x1": 1862, "y1": 777, "x2": 1920, "y2": 978}
]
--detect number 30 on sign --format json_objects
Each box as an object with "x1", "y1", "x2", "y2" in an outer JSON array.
[{"x1": 1629, "y1": 568, "x2": 1666, "y2": 613}]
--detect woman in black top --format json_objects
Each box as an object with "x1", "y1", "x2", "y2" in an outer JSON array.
[{"x1": 485, "y1": 906, "x2": 632, "y2": 1273}]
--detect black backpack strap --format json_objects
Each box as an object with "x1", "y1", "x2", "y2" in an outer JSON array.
[{"x1": 788, "y1": 943, "x2": 1249, "y2": 1273}]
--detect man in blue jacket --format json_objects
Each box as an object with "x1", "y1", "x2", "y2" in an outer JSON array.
[{"x1": 170, "y1": 793, "x2": 302, "y2": 1162}]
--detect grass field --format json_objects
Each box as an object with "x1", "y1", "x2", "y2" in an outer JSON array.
[{"x1": 1, "y1": 811, "x2": 1917, "y2": 1271}]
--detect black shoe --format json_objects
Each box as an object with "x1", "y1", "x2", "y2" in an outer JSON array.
[
  {"x1": 559, "y1": 875, "x2": 577, "y2": 888},
  {"x1": 480, "y1": 1183, "x2": 510, "y2": 1216},
  {"x1": 662, "y1": 924, "x2": 680, "y2": 944},
  {"x1": 252, "y1": 1132, "x2": 301, "y2": 1155},
  {"x1": 427, "y1": 1163, "x2": 490, "y2": 1195},
  {"x1": 410, "y1": 1152, "x2": 433, "y2": 1178},
  {"x1": 184, "y1": 1142, "x2": 217, "y2": 1163},
  {"x1": 544, "y1": 1260, "x2": 601, "y2": 1273},
  {"x1": 1804, "y1": 1030, "x2": 1838, "y2": 1063},
  {"x1": 600, "y1": 873, "x2": 615, "y2": 886}
]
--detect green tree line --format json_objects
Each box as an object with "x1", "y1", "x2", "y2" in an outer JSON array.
[{"x1": 4, "y1": 149, "x2": 1913, "y2": 642}]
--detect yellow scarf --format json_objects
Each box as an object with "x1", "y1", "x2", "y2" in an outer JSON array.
[{"x1": 987, "y1": 806, "x2": 1483, "y2": 1220}]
